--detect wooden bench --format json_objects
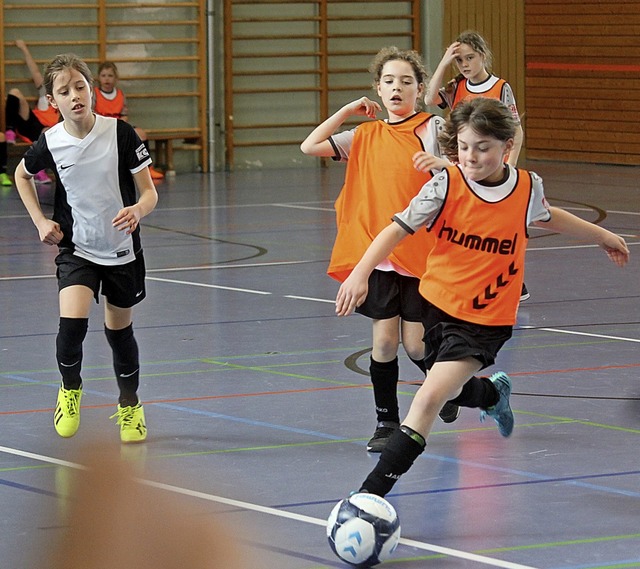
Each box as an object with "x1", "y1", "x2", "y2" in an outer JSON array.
[{"x1": 145, "y1": 129, "x2": 203, "y2": 175}]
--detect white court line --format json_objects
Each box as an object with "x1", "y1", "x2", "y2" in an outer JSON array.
[
  {"x1": 272, "y1": 203, "x2": 334, "y2": 212},
  {"x1": 0, "y1": 445, "x2": 539, "y2": 569},
  {"x1": 147, "y1": 276, "x2": 272, "y2": 295},
  {"x1": 521, "y1": 326, "x2": 640, "y2": 344},
  {"x1": 283, "y1": 294, "x2": 335, "y2": 304}
]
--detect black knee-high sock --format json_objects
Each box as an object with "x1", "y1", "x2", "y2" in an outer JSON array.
[
  {"x1": 449, "y1": 376, "x2": 499, "y2": 408},
  {"x1": 409, "y1": 356, "x2": 427, "y2": 375},
  {"x1": 56, "y1": 317, "x2": 89, "y2": 390},
  {"x1": 370, "y1": 357, "x2": 399, "y2": 423},
  {"x1": 0, "y1": 141, "x2": 7, "y2": 174},
  {"x1": 360, "y1": 425, "x2": 426, "y2": 497},
  {"x1": 105, "y1": 324, "x2": 140, "y2": 407},
  {"x1": 6, "y1": 95, "x2": 20, "y2": 132}
]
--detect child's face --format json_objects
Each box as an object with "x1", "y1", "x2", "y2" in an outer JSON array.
[
  {"x1": 454, "y1": 43, "x2": 486, "y2": 82},
  {"x1": 457, "y1": 125, "x2": 512, "y2": 183},
  {"x1": 48, "y1": 67, "x2": 93, "y2": 123},
  {"x1": 376, "y1": 59, "x2": 423, "y2": 120},
  {"x1": 98, "y1": 68, "x2": 117, "y2": 92}
]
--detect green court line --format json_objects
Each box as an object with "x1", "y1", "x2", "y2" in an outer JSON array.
[
  {"x1": 518, "y1": 410, "x2": 640, "y2": 434},
  {"x1": 479, "y1": 532, "x2": 640, "y2": 554},
  {"x1": 0, "y1": 464, "x2": 53, "y2": 473}
]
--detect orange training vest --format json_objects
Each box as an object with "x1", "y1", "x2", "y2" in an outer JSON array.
[
  {"x1": 32, "y1": 105, "x2": 59, "y2": 128},
  {"x1": 93, "y1": 87, "x2": 126, "y2": 118},
  {"x1": 452, "y1": 77, "x2": 507, "y2": 109},
  {"x1": 419, "y1": 166, "x2": 532, "y2": 325},
  {"x1": 327, "y1": 113, "x2": 437, "y2": 282}
]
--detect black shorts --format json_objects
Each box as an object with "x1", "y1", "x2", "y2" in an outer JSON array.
[
  {"x1": 420, "y1": 299, "x2": 512, "y2": 371},
  {"x1": 55, "y1": 249, "x2": 146, "y2": 309},
  {"x1": 355, "y1": 269, "x2": 423, "y2": 321}
]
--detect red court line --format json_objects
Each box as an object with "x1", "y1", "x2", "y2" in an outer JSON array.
[
  {"x1": 2, "y1": 362, "x2": 639, "y2": 416},
  {"x1": 527, "y1": 62, "x2": 640, "y2": 72}
]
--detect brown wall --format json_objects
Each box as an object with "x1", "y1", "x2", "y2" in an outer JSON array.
[
  {"x1": 441, "y1": 0, "x2": 639, "y2": 166},
  {"x1": 440, "y1": 0, "x2": 526, "y2": 137},
  {"x1": 524, "y1": 0, "x2": 640, "y2": 165}
]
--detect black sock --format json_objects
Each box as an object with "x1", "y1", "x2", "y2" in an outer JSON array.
[
  {"x1": 56, "y1": 317, "x2": 89, "y2": 390},
  {"x1": 104, "y1": 324, "x2": 140, "y2": 407},
  {"x1": 0, "y1": 141, "x2": 7, "y2": 174},
  {"x1": 360, "y1": 425, "x2": 426, "y2": 497},
  {"x1": 6, "y1": 95, "x2": 20, "y2": 133},
  {"x1": 449, "y1": 375, "x2": 499, "y2": 408},
  {"x1": 370, "y1": 357, "x2": 399, "y2": 423},
  {"x1": 409, "y1": 356, "x2": 427, "y2": 374}
]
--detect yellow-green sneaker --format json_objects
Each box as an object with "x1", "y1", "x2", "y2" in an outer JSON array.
[
  {"x1": 54, "y1": 386, "x2": 82, "y2": 438},
  {"x1": 0, "y1": 173, "x2": 12, "y2": 187},
  {"x1": 110, "y1": 403, "x2": 147, "y2": 443}
]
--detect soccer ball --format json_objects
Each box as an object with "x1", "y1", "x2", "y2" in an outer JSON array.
[{"x1": 326, "y1": 492, "x2": 401, "y2": 567}]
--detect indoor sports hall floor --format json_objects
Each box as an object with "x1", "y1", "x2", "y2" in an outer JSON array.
[{"x1": 1, "y1": 159, "x2": 639, "y2": 569}]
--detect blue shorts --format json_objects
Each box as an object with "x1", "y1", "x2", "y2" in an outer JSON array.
[
  {"x1": 355, "y1": 269, "x2": 423, "y2": 322},
  {"x1": 55, "y1": 249, "x2": 146, "y2": 309},
  {"x1": 420, "y1": 299, "x2": 512, "y2": 371}
]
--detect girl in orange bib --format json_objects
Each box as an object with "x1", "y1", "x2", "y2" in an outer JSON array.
[
  {"x1": 301, "y1": 47, "x2": 455, "y2": 453},
  {"x1": 335, "y1": 97, "x2": 629, "y2": 498}
]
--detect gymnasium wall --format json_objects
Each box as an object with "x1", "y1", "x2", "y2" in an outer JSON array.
[{"x1": 524, "y1": 0, "x2": 640, "y2": 165}]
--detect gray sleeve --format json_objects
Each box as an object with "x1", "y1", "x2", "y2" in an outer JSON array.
[
  {"x1": 501, "y1": 83, "x2": 521, "y2": 124},
  {"x1": 527, "y1": 171, "x2": 552, "y2": 224},
  {"x1": 394, "y1": 169, "x2": 449, "y2": 232}
]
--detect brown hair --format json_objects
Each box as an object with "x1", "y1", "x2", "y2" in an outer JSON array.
[
  {"x1": 97, "y1": 60, "x2": 119, "y2": 78},
  {"x1": 438, "y1": 97, "x2": 516, "y2": 160},
  {"x1": 368, "y1": 46, "x2": 429, "y2": 109},
  {"x1": 43, "y1": 53, "x2": 94, "y2": 98},
  {"x1": 456, "y1": 30, "x2": 493, "y2": 72}
]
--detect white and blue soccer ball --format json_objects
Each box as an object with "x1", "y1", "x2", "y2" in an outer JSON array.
[{"x1": 326, "y1": 492, "x2": 401, "y2": 567}]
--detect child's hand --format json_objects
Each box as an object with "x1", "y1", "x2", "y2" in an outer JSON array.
[
  {"x1": 600, "y1": 233, "x2": 630, "y2": 267},
  {"x1": 413, "y1": 151, "x2": 449, "y2": 173},
  {"x1": 335, "y1": 276, "x2": 368, "y2": 316},
  {"x1": 442, "y1": 42, "x2": 461, "y2": 65},
  {"x1": 37, "y1": 219, "x2": 63, "y2": 246},
  {"x1": 112, "y1": 206, "x2": 142, "y2": 235},
  {"x1": 347, "y1": 97, "x2": 382, "y2": 119}
]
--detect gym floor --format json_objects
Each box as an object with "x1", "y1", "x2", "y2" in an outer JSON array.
[{"x1": 1, "y1": 159, "x2": 639, "y2": 568}]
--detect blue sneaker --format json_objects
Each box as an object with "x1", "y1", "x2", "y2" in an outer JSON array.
[{"x1": 480, "y1": 372, "x2": 514, "y2": 437}]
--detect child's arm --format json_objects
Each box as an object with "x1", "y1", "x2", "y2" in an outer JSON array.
[
  {"x1": 424, "y1": 42, "x2": 460, "y2": 106},
  {"x1": 112, "y1": 170, "x2": 158, "y2": 235},
  {"x1": 534, "y1": 206, "x2": 629, "y2": 267},
  {"x1": 412, "y1": 151, "x2": 451, "y2": 173},
  {"x1": 300, "y1": 97, "x2": 381, "y2": 157},
  {"x1": 15, "y1": 39, "x2": 44, "y2": 89},
  {"x1": 14, "y1": 160, "x2": 64, "y2": 245},
  {"x1": 335, "y1": 222, "x2": 409, "y2": 316},
  {"x1": 507, "y1": 124, "x2": 524, "y2": 167}
]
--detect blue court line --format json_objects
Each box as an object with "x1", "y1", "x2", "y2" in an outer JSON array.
[
  {"x1": 0, "y1": 478, "x2": 57, "y2": 498},
  {"x1": 4, "y1": 374, "x2": 639, "y2": 501}
]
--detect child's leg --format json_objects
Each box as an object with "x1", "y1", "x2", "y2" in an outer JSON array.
[
  {"x1": 360, "y1": 358, "x2": 481, "y2": 496},
  {"x1": 57, "y1": 285, "x2": 94, "y2": 388},
  {"x1": 104, "y1": 302, "x2": 139, "y2": 407},
  {"x1": 370, "y1": 317, "x2": 401, "y2": 423},
  {"x1": 400, "y1": 319, "x2": 461, "y2": 423}
]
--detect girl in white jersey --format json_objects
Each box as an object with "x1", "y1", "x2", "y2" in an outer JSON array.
[
  {"x1": 335, "y1": 97, "x2": 629, "y2": 499},
  {"x1": 14, "y1": 53, "x2": 158, "y2": 443}
]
